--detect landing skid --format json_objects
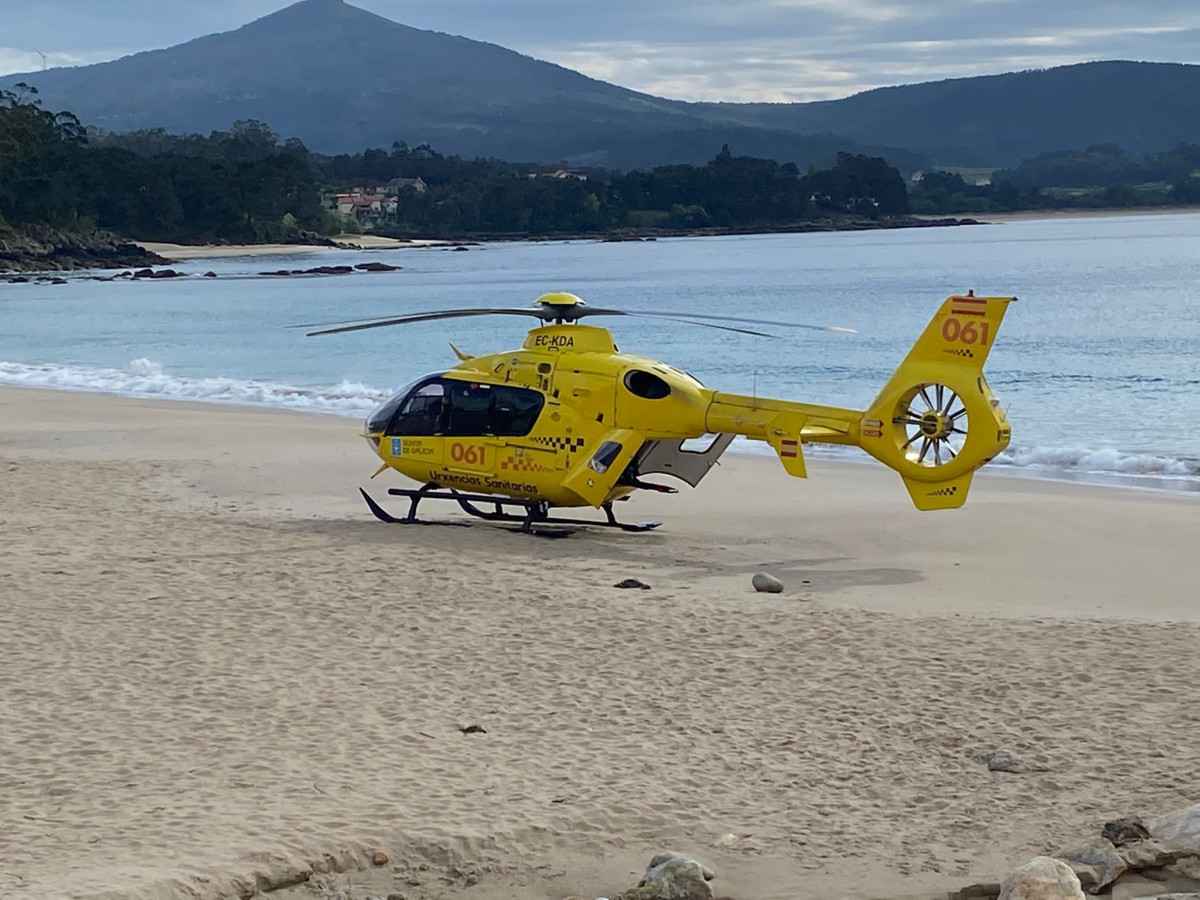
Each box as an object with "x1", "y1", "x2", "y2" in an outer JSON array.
[{"x1": 359, "y1": 484, "x2": 662, "y2": 536}]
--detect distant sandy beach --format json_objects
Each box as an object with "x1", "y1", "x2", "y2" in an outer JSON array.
[
  {"x1": 132, "y1": 210, "x2": 1200, "y2": 262},
  {"x1": 136, "y1": 234, "x2": 453, "y2": 260},
  {"x1": 1, "y1": 385, "x2": 1197, "y2": 900},
  {"x1": 972, "y1": 205, "x2": 1200, "y2": 223}
]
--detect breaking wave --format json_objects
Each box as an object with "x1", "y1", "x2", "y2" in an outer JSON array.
[
  {"x1": 2, "y1": 358, "x2": 1197, "y2": 488},
  {"x1": 0, "y1": 358, "x2": 389, "y2": 417},
  {"x1": 996, "y1": 444, "x2": 1200, "y2": 482}
]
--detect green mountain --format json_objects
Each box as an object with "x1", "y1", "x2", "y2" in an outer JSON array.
[
  {"x1": 5, "y1": 0, "x2": 1199, "y2": 169},
  {"x1": 700, "y1": 61, "x2": 1200, "y2": 166}
]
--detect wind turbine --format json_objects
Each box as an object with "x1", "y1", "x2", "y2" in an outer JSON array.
[{"x1": 36, "y1": 51, "x2": 47, "y2": 71}]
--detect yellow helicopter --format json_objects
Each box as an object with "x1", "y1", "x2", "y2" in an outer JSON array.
[{"x1": 304, "y1": 291, "x2": 1014, "y2": 534}]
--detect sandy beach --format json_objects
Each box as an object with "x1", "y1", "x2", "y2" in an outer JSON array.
[
  {"x1": 1, "y1": 385, "x2": 1198, "y2": 900},
  {"x1": 973, "y1": 205, "x2": 1200, "y2": 224},
  {"x1": 135, "y1": 234, "x2": 453, "y2": 260}
]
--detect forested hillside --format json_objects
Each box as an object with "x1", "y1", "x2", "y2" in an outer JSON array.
[
  {"x1": 5, "y1": 0, "x2": 1199, "y2": 169},
  {"x1": 704, "y1": 62, "x2": 1200, "y2": 166},
  {"x1": 1, "y1": 86, "x2": 914, "y2": 245}
]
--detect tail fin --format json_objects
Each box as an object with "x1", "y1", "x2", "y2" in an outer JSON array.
[{"x1": 859, "y1": 294, "x2": 1015, "y2": 510}]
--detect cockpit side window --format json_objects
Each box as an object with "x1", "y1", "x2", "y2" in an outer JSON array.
[{"x1": 372, "y1": 376, "x2": 544, "y2": 437}]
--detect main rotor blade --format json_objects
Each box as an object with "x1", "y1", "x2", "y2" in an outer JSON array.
[
  {"x1": 617, "y1": 313, "x2": 779, "y2": 337},
  {"x1": 305, "y1": 308, "x2": 546, "y2": 336},
  {"x1": 580, "y1": 308, "x2": 855, "y2": 334}
]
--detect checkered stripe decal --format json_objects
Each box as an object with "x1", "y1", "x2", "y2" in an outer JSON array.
[
  {"x1": 501, "y1": 456, "x2": 550, "y2": 472},
  {"x1": 531, "y1": 436, "x2": 586, "y2": 453}
]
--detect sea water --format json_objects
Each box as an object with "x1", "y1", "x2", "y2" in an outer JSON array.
[{"x1": 1, "y1": 214, "x2": 1198, "y2": 489}]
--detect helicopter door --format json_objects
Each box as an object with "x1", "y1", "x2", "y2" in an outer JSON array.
[
  {"x1": 439, "y1": 380, "x2": 547, "y2": 482},
  {"x1": 633, "y1": 434, "x2": 735, "y2": 487},
  {"x1": 377, "y1": 378, "x2": 447, "y2": 467}
]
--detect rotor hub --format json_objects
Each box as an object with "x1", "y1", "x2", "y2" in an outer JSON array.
[{"x1": 918, "y1": 409, "x2": 951, "y2": 439}]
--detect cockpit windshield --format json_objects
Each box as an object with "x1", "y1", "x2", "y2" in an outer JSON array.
[{"x1": 365, "y1": 373, "x2": 444, "y2": 435}]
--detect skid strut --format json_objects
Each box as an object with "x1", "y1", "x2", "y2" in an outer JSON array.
[{"x1": 359, "y1": 484, "x2": 661, "y2": 534}]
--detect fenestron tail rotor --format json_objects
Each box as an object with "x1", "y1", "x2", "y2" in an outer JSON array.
[
  {"x1": 892, "y1": 382, "x2": 970, "y2": 467},
  {"x1": 298, "y1": 291, "x2": 856, "y2": 338}
]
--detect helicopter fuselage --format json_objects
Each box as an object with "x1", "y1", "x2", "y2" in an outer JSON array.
[
  {"x1": 363, "y1": 292, "x2": 1014, "y2": 514},
  {"x1": 365, "y1": 324, "x2": 723, "y2": 507}
]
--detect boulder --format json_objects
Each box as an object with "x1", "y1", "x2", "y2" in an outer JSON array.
[
  {"x1": 751, "y1": 572, "x2": 783, "y2": 593},
  {"x1": 998, "y1": 857, "x2": 1085, "y2": 900},
  {"x1": 1152, "y1": 804, "x2": 1200, "y2": 854},
  {"x1": 355, "y1": 261, "x2": 401, "y2": 272},
  {"x1": 644, "y1": 853, "x2": 714, "y2": 882},
  {"x1": 132, "y1": 267, "x2": 185, "y2": 278},
  {"x1": 1104, "y1": 817, "x2": 1152, "y2": 846},
  {"x1": 615, "y1": 855, "x2": 714, "y2": 900},
  {"x1": 1116, "y1": 838, "x2": 1185, "y2": 871},
  {"x1": 1054, "y1": 839, "x2": 1127, "y2": 893}
]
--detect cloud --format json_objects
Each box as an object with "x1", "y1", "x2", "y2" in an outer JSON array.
[
  {"x1": 0, "y1": 47, "x2": 128, "y2": 77},
  {"x1": 2, "y1": 0, "x2": 1200, "y2": 102}
]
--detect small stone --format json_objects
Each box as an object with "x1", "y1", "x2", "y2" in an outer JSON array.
[
  {"x1": 980, "y1": 750, "x2": 1039, "y2": 774},
  {"x1": 751, "y1": 573, "x2": 783, "y2": 593},
  {"x1": 614, "y1": 578, "x2": 651, "y2": 589},
  {"x1": 373, "y1": 851, "x2": 389, "y2": 866},
  {"x1": 949, "y1": 883, "x2": 1001, "y2": 900},
  {"x1": 203, "y1": 271, "x2": 217, "y2": 277},
  {"x1": 459, "y1": 724, "x2": 487, "y2": 734}
]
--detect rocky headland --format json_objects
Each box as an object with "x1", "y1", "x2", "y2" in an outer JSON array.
[{"x1": 0, "y1": 227, "x2": 172, "y2": 273}]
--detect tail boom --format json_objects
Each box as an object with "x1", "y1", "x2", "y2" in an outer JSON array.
[{"x1": 703, "y1": 295, "x2": 1015, "y2": 511}]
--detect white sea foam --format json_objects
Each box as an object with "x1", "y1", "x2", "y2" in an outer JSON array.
[
  {"x1": 0, "y1": 358, "x2": 389, "y2": 417},
  {"x1": 2, "y1": 358, "x2": 1197, "y2": 486},
  {"x1": 730, "y1": 436, "x2": 1200, "y2": 484},
  {"x1": 997, "y1": 444, "x2": 1200, "y2": 480}
]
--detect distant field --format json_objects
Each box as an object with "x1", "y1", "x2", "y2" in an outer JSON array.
[{"x1": 938, "y1": 166, "x2": 998, "y2": 185}]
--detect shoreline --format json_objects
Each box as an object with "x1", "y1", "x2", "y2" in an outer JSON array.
[
  {"x1": 12, "y1": 204, "x2": 1191, "y2": 269},
  {"x1": 1, "y1": 378, "x2": 1196, "y2": 495},
  {"x1": 134, "y1": 233, "x2": 462, "y2": 260},
  {"x1": 135, "y1": 206, "x2": 1200, "y2": 261},
  {"x1": 2, "y1": 383, "x2": 1198, "y2": 900},
  {"x1": 970, "y1": 204, "x2": 1200, "y2": 223}
]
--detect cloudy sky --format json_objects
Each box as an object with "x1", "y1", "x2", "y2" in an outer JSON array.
[{"x1": 3, "y1": 0, "x2": 1200, "y2": 102}]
